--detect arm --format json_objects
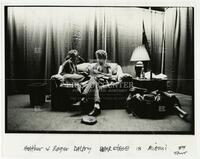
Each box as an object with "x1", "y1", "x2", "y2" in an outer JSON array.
[
  {"x1": 51, "y1": 60, "x2": 75, "y2": 82},
  {"x1": 95, "y1": 67, "x2": 117, "y2": 81},
  {"x1": 58, "y1": 60, "x2": 71, "y2": 75},
  {"x1": 77, "y1": 55, "x2": 85, "y2": 64},
  {"x1": 58, "y1": 65, "x2": 63, "y2": 74},
  {"x1": 51, "y1": 65, "x2": 64, "y2": 82},
  {"x1": 63, "y1": 73, "x2": 84, "y2": 80},
  {"x1": 51, "y1": 62, "x2": 65, "y2": 82},
  {"x1": 61, "y1": 61, "x2": 85, "y2": 82}
]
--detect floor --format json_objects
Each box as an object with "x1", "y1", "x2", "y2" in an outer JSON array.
[{"x1": 6, "y1": 94, "x2": 193, "y2": 133}]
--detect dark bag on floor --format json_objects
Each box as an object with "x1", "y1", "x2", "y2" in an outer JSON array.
[{"x1": 126, "y1": 87, "x2": 188, "y2": 120}]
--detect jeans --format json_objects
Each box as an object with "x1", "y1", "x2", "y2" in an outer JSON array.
[{"x1": 82, "y1": 76, "x2": 100, "y2": 103}]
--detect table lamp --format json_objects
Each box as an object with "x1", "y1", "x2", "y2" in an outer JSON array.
[{"x1": 130, "y1": 45, "x2": 150, "y2": 78}]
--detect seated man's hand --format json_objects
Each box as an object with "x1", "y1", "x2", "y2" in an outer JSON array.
[
  {"x1": 110, "y1": 76, "x2": 117, "y2": 82},
  {"x1": 92, "y1": 69, "x2": 100, "y2": 74}
]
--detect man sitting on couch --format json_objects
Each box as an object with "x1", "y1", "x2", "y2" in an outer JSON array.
[
  {"x1": 77, "y1": 49, "x2": 118, "y2": 116},
  {"x1": 51, "y1": 49, "x2": 132, "y2": 114}
]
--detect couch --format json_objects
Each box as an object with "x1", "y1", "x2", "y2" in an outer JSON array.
[{"x1": 50, "y1": 62, "x2": 133, "y2": 111}]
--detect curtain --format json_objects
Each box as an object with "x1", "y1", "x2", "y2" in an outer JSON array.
[
  {"x1": 106, "y1": 8, "x2": 143, "y2": 75},
  {"x1": 6, "y1": 7, "x2": 104, "y2": 93},
  {"x1": 6, "y1": 7, "x2": 164, "y2": 94},
  {"x1": 164, "y1": 8, "x2": 194, "y2": 95},
  {"x1": 105, "y1": 8, "x2": 164, "y2": 75},
  {"x1": 142, "y1": 9, "x2": 164, "y2": 74}
]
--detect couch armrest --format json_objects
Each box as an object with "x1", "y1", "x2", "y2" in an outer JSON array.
[
  {"x1": 60, "y1": 83, "x2": 76, "y2": 88},
  {"x1": 118, "y1": 73, "x2": 133, "y2": 82},
  {"x1": 50, "y1": 74, "x2": 65, "y2": 92},
  {"x1": 115, "y1": 65, "x2": 133, "y2": 82}
]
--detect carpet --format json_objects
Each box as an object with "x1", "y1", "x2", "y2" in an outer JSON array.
[{"x1": 6, "y1": 94, "x2": 193, "y2": 133}]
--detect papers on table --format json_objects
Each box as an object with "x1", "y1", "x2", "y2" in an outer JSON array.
[{"x1": 144, "y1": 71, "x2": 167, "y2": 79}]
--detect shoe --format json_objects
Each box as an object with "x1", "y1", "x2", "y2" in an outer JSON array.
[
  {"x1": 72, "y1": 97, "x2": 88, "y2": 106},
  {"x1": 72, "y1": 101, "x2": 81, "y2": 106},
  {"x1": 71, "y1": 98, "x2": 88, "y2": 112},
  {"x1": 88, "y1": 107, "x2": 101, "y2": 117}
]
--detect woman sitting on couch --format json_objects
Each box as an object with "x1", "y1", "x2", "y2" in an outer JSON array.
[
  {"x1": 51, "y1": 49, "x2": 86, "y2": 91},
  {"x1": 52, "y1": 49, "x2": 118, "y2": 117}
]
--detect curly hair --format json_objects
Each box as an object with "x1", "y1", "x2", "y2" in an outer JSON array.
[
  {"x1": 95, "y1": 50, "x2": 107, "y2": 60},
  {"x1": 65, "y1": 50, "x2": 78, "y2": 60}
]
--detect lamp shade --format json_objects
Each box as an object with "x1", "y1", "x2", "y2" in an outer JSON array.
[{"x1": 130, "y1": 45, "x2": 150, "y2": 62}]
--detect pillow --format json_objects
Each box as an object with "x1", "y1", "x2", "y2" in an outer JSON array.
[
  {"x1": 77, "y1": 63, "x2": 90, "y2": 72},
  {"x1": 77, "y1": 62, "x2": 120, "y2": 75},
  {"x1": 108, "y1": 63, "x2": 118, "y2": 68}
]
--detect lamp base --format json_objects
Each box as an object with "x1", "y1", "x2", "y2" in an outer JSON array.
[{"x1": 135, "y1": 61, "x2": 144, "y2": 78}]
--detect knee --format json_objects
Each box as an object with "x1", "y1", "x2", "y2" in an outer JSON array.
[
  {"x1": 90, "y1": 76, "x2": 96, "y2": 81},
  {"x1": 89, "y1": 77, "x2": 97, "y2": 84}
]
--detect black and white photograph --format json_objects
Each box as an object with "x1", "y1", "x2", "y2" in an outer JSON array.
[{"x1": 5, "y1": 6, "x2": 194, "y2": 134}]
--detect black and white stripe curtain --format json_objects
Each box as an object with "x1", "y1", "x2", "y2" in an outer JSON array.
[
  {"x1": 164, "y1": 8, "x2": 194, "y2": 94},
  {"x1": 6, "y1": 7, "x2": 174, "y2": 94}
]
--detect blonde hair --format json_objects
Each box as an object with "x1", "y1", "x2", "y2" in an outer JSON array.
[{"x1": 95, "y1": 50, "x2": 107, "y2": 60}]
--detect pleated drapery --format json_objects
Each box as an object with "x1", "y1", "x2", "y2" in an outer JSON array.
[{"x1": 6, "y1": 7, "x2": 193, "y2": 94}]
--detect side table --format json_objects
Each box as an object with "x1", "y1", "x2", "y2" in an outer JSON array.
[
  {"x1": 132, "y1": 78, "x2": 168, "y2": 91},
  {"x1": 27, "y1": 83, "x2": 48, "y2": 107}
]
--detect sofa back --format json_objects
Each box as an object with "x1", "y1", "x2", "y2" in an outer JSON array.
[
  {"x1": 77, "y1": 62, "x2": 122, "y2": 73},
  {"x1": 77, "y1": 63, "x2": 124, "y2": 81},
  {"x1": 57, "y1": 62, "x2": 124, "y2": 81}
]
